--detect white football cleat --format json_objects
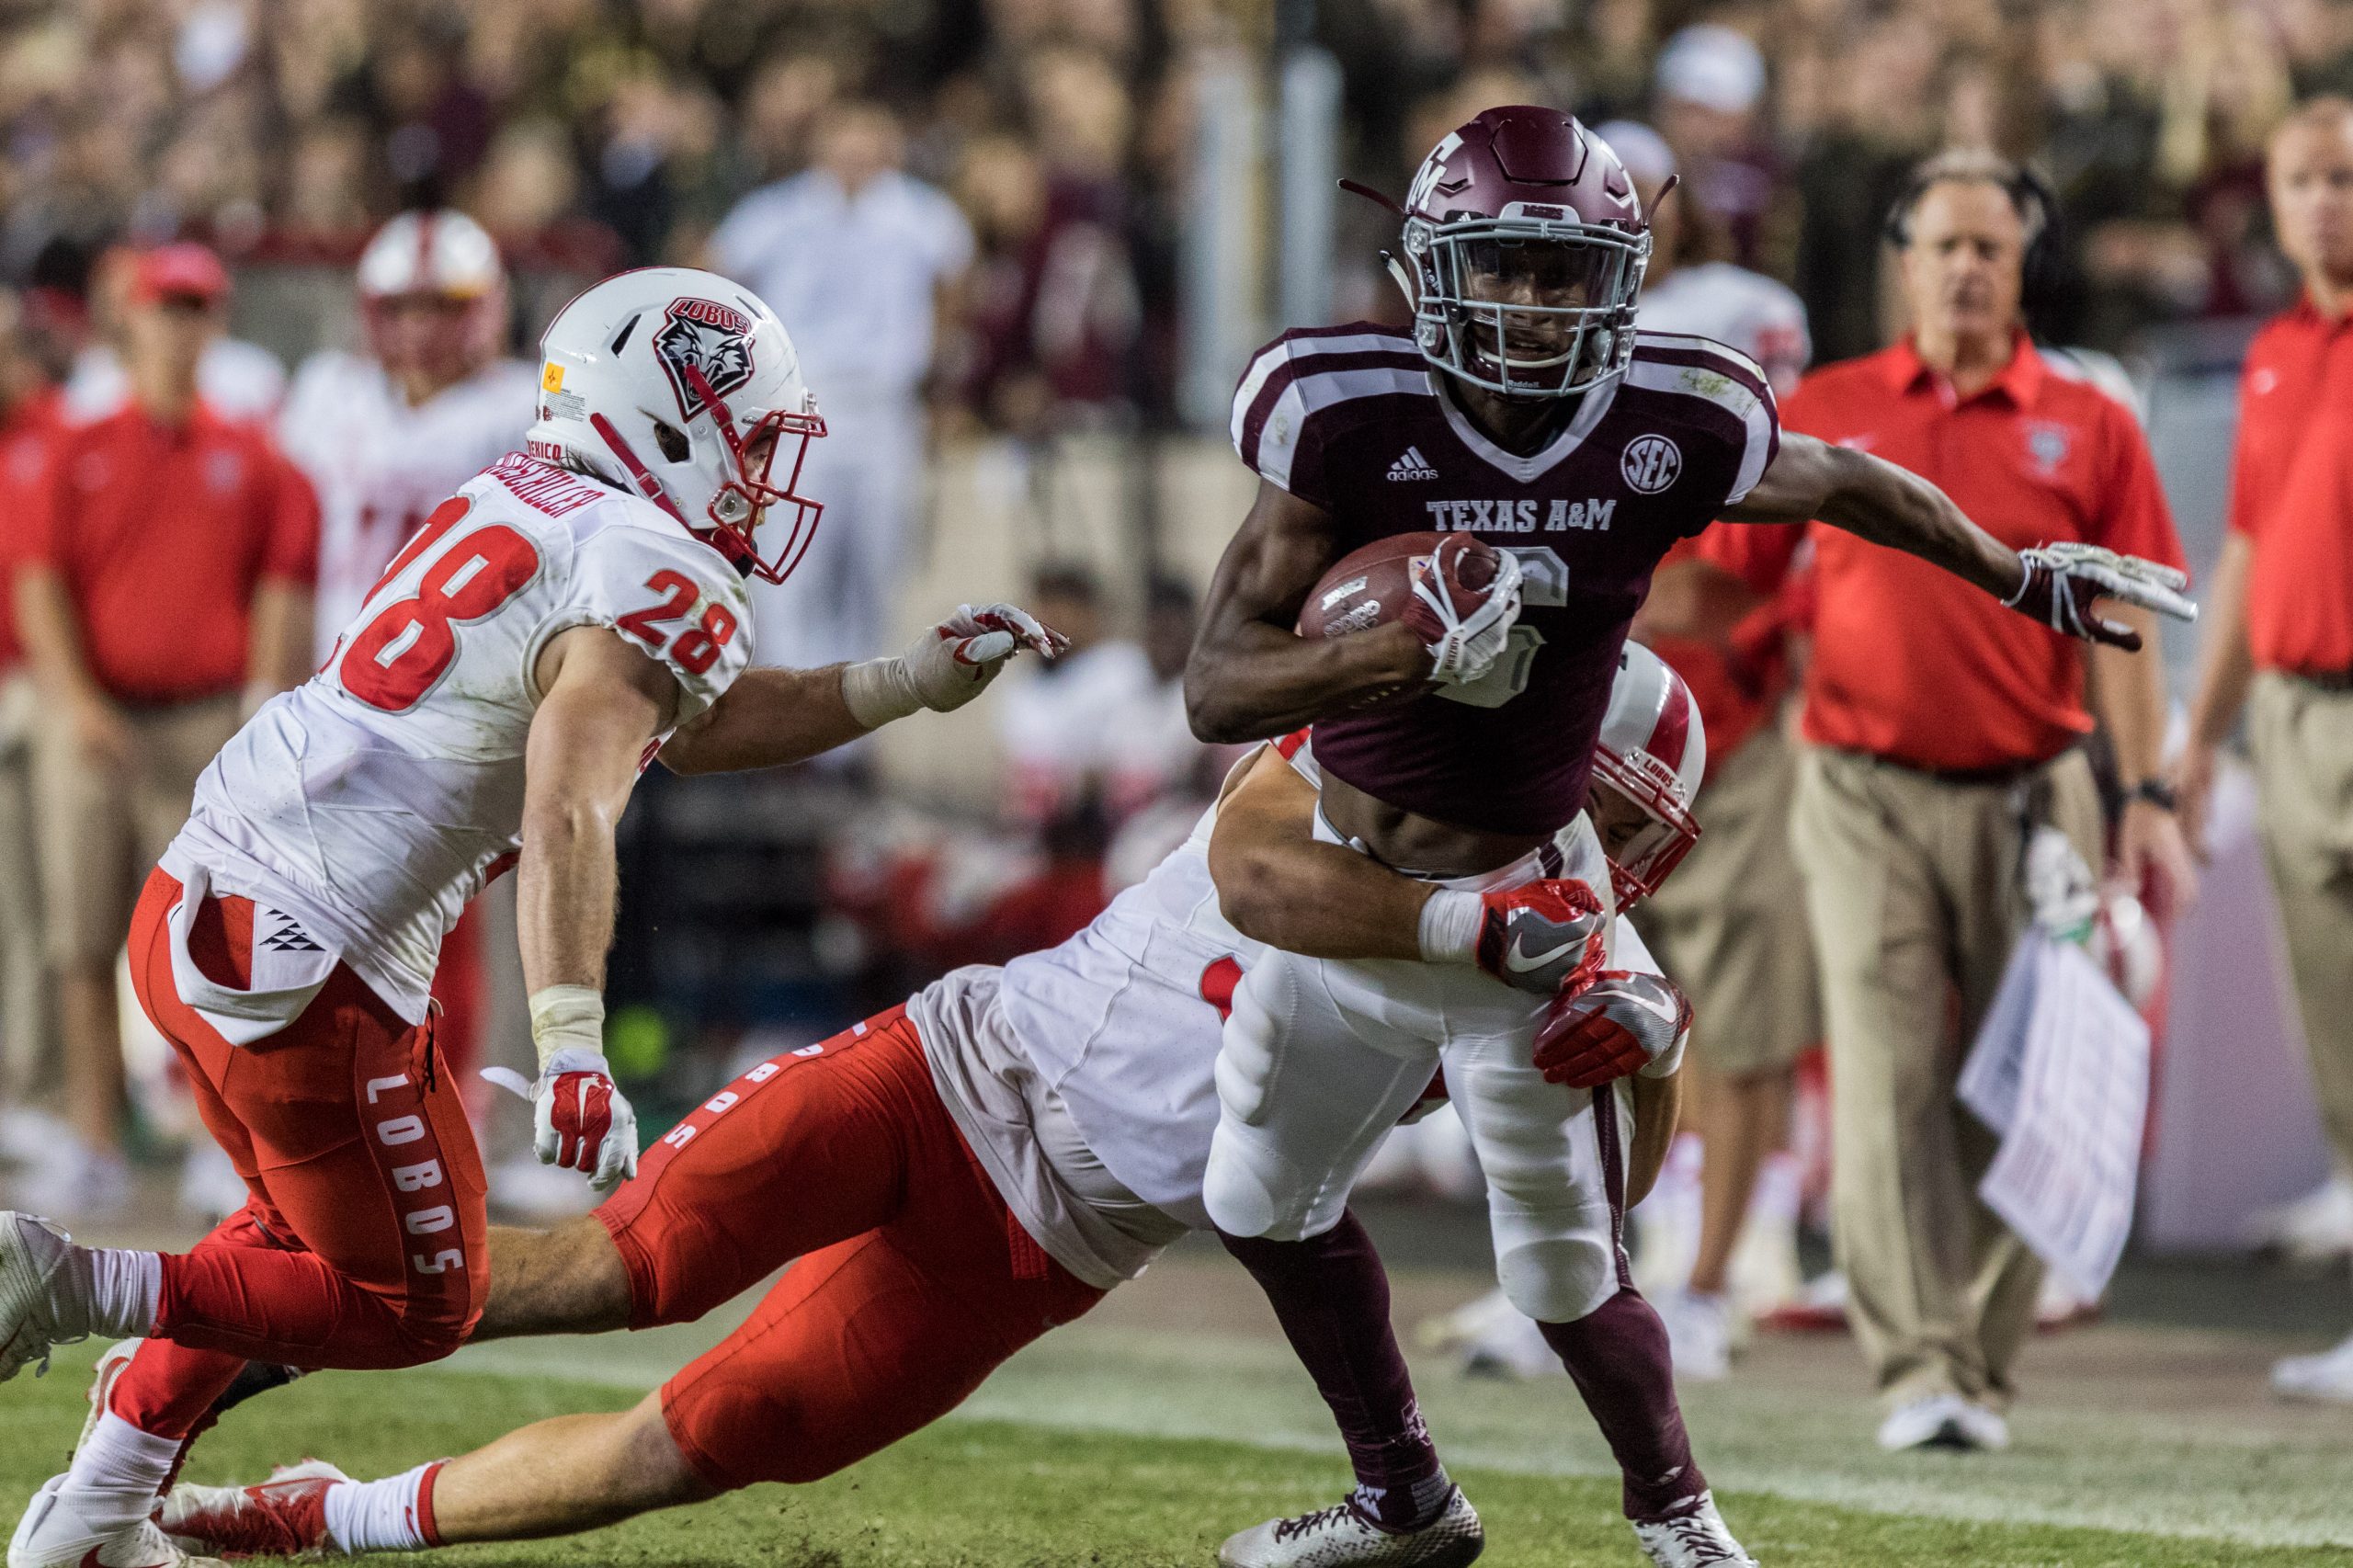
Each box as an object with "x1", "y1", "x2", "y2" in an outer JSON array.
[
  {"x1": 2245, "y1": 1172, "x2": 2353, "y2": 1262},
  {"x1": 1875, "y1": 1392, "x2": 1982, "y2": 1452},
  {"x1": 1657, "y1": 1290, "x2": 1733, "y2": 1382},
  {"x1": 1218, "y1": 1488, "x2": 1483, "y2": 1568},
  {"x1": 1419, "y1": 1290, "x2": 1560, "y2": 1381},
  {"x1": 7, "y1": 1474, "x2": 226, "y2": 1568},
  {"x1": 2272, "y1": 1333, "x2": 2353, "y2": 1403},
  {"x1": 163, "y1": 1460, "x2": 347, "y2": 1559},
  {"x1": 79, "y1": 1340, "x2": 141, "y2": 1457},
  {"x1": 1631, "y1": 1493, "x2": 1757, "y2": 1566},
  {"x1": 0, "y1": 1212, "x2": 81, "y2": 1381}
]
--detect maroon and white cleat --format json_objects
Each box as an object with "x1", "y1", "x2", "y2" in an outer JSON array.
[{"x1": 162, "y1": 1462, "x2": 347, "y2": 1560}]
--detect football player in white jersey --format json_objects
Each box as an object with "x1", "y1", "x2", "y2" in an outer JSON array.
[
  {"x1": 272, "y1": 210, "x2": 542, "y2": 1185},
  {"x1": 147, "y1": 650, "x2": 1708, "y2": 1568},
  {"x1": 279, "y1": 210, "x2": 541, "y2": 661},
  {"x1": 0, "y1": 267, "x2": 1063, "y2": 1568}
]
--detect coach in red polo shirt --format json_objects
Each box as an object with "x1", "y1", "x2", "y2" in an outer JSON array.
[
  {"x1": 13, "y1": 244, "x2": 315, "y2": 1208},
  {"x1": 2176, "y1": 97, "x2": 2353, "y2": 1403},
  {"x1": 0, "y1": 286, "x2": 61, "y2": 1150},
  {"x1": 1672, "y1": 150, "x2": 2190, "y2": 1450}
]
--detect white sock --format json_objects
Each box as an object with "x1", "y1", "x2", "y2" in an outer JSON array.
[
  {"x1": 61, "y1": 1412, "x2": 180, "y2": 1526},
  {"x1": 55, "y1": 1247, "x2": 162, "y2": 1339},
  {"x1": 324, "y1": 1462, "x2": 443, "y2": 1553}
]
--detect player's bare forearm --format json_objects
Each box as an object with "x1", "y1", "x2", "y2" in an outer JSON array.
[
  {"x1": 2089, "y1": 603, "x2": 2167, "y2": 786},
  {"x1": 14, "y1": 563, "x2": 104, "y2": 703},
  {"x1": 2185, "y1": 531, "x2": 2256, "y2": 751},
  {"x1": 1726, "y1": 433, "x2": 2022, "y2": 599},
  {"x1": 660, "y1": 665, "x2": 866, "y2": 775},
  {"x1": 1207, "y1": 746, "x2": 1429, "y2": 960},
  {"x1": 245, "y1": 580, "x2": 313, "y2": 694},
  {"x1": 1187, "y1": 619, "x2": 1431, "y2": 744},
  {"x1": 1627, "y1": 1069, "x2": 1683, "y2": 1209},
  {"x1": 1186, "y1": 479, "x2": 1431, "y2": 743},
  {"x1": 519, "y1": 630, "x2": 677, "y2": 994}
]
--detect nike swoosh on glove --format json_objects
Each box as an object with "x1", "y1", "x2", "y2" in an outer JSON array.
[
  {"x1": 1474, "y1": 878, "x2": 1608, "y2": 994},
  {"x1": 482, "y1": 1050, "x2": 641, "y2": 1192},
  {"x1": 1405, "y1": 536, "x2": 1524, "y2": 686},
  {"x1": 1532, "y1": 971, "x2": 1693, "y2": 1088},
  {"x1": 2003, "y1": 542, "x2": 2196, "y2": 650}
]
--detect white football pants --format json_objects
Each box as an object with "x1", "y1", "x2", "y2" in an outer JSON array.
[{"x1": 1203, "y1": 813, "x2": 1653, "y2": 1324}]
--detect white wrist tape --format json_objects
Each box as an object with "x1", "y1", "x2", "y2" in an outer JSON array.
[
  {"x1": 528, "y1": 985, "x2": 606, "y2": 1073},
  {"x1": 839, "y1": 657, "x2": 919, "y2": 730},
  {"x1": 1639, "y1": 1032, "x2": 1688, "y2": 1080},
  {"x1": 1416, "y1": 889, "x2": 1483, "y2": 964}
]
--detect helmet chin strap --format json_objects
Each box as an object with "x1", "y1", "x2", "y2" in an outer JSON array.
[{"x1": 588, "y1": 412, "x2": 689, "y2": 525}]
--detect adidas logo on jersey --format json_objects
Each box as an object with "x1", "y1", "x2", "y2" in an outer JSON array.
[{"x1": 1387, "y1": 447, "x2": 1438, "y2": 482}]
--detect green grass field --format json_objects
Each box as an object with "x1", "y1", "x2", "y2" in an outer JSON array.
[{"x1": 6, "y1": 1335, "x2": 2350, "y2": 1568}]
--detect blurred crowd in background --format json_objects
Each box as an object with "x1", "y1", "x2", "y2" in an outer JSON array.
[{"x1": 0, "y1": 0, "x2": 2345, "y2": 437}]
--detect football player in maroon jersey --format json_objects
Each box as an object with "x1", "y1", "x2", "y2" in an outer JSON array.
[{"x1": 1186, "y1": 106, "x2": 2193, "y2": 1568}]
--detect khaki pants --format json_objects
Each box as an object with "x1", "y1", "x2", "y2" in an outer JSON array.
[
  {"x1": 2247, "y1": 673, "x2": 2353, "y2": 1168},
  {"x1": 1633, "y1": 717, "x2": 1819, "y2": 1077},
  {"x1": 0, "y1": 674, "x2": 50, "y2": 1100},
  {"x1": 34, "y1": 692, "x2": 242, "y2": 971},
  {"x1": 1791, "y1": 744, "x2": 2101, "y2": 1410}
]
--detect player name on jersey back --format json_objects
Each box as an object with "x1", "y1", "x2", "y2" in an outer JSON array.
[
  {"x1": 1230, "y1": 324, "x2": 1780, "y2": 837},
  {"x1": 174, "y1": 455, "x2": 756, "y2": 1024}
]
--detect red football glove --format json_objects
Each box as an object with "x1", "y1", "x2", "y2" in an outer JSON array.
[
  {"x1": 1473, "y1": 878, "x2": 1608, "y2": 995},
  {"x1": 1532, "y1": 971, "x2": 1693, "y2": 1088}
]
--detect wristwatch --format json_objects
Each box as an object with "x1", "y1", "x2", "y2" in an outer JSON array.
[{"x1": 2130, "y1": 778, "x2": 2178, "y2": 812}]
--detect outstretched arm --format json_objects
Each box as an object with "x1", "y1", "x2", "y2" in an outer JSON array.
[
  {"x1": 662, "y1": 604, "x2": 1064, "y2": 775},
  {"x1": 1726, "y1": 431, "x2": 2019, "y2": 594},
  {"x1": 1184, "y1": 481, "x2": 1434, "y2": 744},
  {"x1": 1724, "y1": 432, "x2": 2194, "y2": 649}
]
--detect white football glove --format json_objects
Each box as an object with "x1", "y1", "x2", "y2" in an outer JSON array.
[
  {"x1": 1409, "y1": 540, "x2": 1524, "y2": 687},
  {"x1": 2002, "y1": 542, "x2": 2196, "y2": 650},
  {"x1": 482, "y1": 1050, "x2": 640, "y2": 1193},
  {"x1": 840, "y1": 603, "x2": 1070, "y2": 727}
]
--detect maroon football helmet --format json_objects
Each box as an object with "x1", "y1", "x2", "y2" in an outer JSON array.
[{"x1": 1397, "y1": 107, "x2": 1651, "y2": 399}]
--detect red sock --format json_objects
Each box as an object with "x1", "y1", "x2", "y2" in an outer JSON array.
[
  {"x1": 105, "y1": 1337, "x2": 246, "y2": 1446},
  {"x1": 1540, "y1": 1289, "x2": 1709, "y2": 1523}
]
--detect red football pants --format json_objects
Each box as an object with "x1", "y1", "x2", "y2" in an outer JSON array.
[
  {"x1": 598, "y1": 1004, "x2": 1105, "y2": 1491},
  {"x1": 114, "y1": 869, "x2": 489, "y2": 1438}
]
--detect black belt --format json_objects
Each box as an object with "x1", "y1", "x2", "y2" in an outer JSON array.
[
  {"x1": 2288, "y1": 668, "x2": 2353, "y2": 693},
  {"x1": 1846, "y1": 744, "x2": 2078, "y2": 790}
]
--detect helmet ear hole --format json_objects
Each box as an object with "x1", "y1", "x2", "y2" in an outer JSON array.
[{"x1": 652, "y1": 420, "x2": 691, "y2": 463}]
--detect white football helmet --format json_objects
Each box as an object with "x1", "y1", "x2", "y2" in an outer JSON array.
[
  {"x1": 526, "y1": 267, "x2": 825, "y2": 584},
  {"x1": 1593, "y1": 640, "x2": 1707, "y2": 907},
  {"x1": 358, "y1": 210, "x2": 507, "y2": 380}
]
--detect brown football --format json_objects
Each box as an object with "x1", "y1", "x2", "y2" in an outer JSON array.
[{"x1": 1296, "y1": 531, "x2": 1504, "y2": 710}]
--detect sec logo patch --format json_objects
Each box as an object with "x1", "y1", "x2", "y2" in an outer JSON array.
[{"x1": 1620, "y1": 434, "x2": 1682, "y2": 494}]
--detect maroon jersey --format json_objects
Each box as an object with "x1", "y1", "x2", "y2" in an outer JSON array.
[{"x1": 1231, "y1": 322, "x2": 1779, "y2": 835}]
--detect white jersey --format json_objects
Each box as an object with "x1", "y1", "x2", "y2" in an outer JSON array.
[
  {"x1": 165, "y1": 453, "x2": 756, "y2": 1025},
  {"x1": 278, "y1": 353, "x2": 541, "y2": 660},
  {"x1": 1636, "y1": 262, "x2": 1811, "y2": 396},
  {"x1": 913, "y1": 799, "x2": 1246, "y2": 1287}
]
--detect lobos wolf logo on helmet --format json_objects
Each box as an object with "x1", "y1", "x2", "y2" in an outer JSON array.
[{"x1": 654, "y1": 297, "x2": 756, "y2": 421}]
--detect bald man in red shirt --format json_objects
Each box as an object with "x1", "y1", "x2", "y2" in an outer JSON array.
[
  {"x1": 2177, "y1": 98, "x2": 2353, "y2": 1403},
  {"x1": 13, "y1": 247, "x2": 315, "y2": 1210},
  {"x1": 1660, "y1": 150, "x2": 2192, "y2": 1451}
]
